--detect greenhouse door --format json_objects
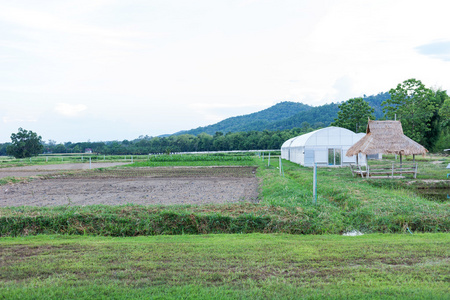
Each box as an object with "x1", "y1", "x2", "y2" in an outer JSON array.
[{"x1": 328, "y1": 148, "x2": 341, "y2": 166}]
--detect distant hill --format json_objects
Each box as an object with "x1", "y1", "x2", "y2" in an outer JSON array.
[
  {"x1": 364, "y1": 92, "x2": 390, "y2": 119},
  {"x1": 174, "y1": 92, "x2": 390, "y2": 136},
  {"x1": 174, "y1": 101, "x2": 312, "y2": 136}
]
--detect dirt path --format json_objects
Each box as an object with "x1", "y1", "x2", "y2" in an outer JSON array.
[{"x1": 0, "y1": 166, "x2": 259, "y2": 207}]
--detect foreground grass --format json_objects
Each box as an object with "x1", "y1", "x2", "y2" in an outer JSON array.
[{"x1": 0, "y1": 233, "x2": 448, "y2": 299}]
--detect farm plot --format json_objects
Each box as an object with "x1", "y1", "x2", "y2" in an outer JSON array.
[
  {"x1": 0, "y1": 166, "x2": 259, "y2": 207},
  {"x1": 0, "y1": 162, "x2": 129, "y2": 179}
]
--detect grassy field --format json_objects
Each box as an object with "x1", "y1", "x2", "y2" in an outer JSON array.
[
  {"x1": 1, "y1": 153, "x2": 449, "y2": 299},
  {"x1": 129, "y1": 154, "x2": 256, "y2": 167},
  {"x1": 0, "y1": 154, "x2": 449, "y2": 236},
  {"x1": 0, "y1": 153, "x2": 258, "y2": 168},
  {"x1": 257, "y1": 157, "x2": 449, "y2": 233},
  {"x1": 1, "y1": 233, "x2": 448, "y2": 299}
]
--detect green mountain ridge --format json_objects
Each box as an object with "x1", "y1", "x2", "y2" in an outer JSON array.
[{"x1": 174, "y1": 93, "x2": 390, "y2": 136}]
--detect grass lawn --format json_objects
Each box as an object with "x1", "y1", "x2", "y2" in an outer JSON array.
[
  {"x1": 1, "y1": 154, "x2": 449, "y2": 299},
  {"x1": 1, "y1": 233, "x2": 449, "y2": 299}
]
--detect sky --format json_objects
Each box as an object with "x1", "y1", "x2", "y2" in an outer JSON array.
[{"x1": 1, "y1": 0, "x2": 450, "y2": 143}]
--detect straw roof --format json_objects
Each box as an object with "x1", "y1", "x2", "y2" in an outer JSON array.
[{"x1": 346, "y1": 120, "x2": 428, "y2": 157}]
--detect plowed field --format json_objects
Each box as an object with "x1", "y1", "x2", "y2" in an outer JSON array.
[{"x1": 0, "y1": 165, "x2": 259, "y2": 207}]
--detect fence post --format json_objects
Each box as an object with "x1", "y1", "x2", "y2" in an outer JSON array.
[
  {"x1": 392, "y1": 163, "x2": 394, "y2": 178},
  {"x1": 131, "y1": 155, "x2": 133, "y2": 163},
  {"x1": 89, "y1": 157, "x2": 92, "y2": 169},
  {"x1": 279, "y1": 157, "x2": 282, "y2": 176},
  {"x1": 313, "y1": 163, "x2": 317, "y2": 204},
  {"x1": 268, "y1": 153, "x2": 270, "y2": 166}
]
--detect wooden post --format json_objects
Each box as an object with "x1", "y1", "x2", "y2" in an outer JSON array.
[
  {"x1": 313, "y1": 163, "x2": 317, "y2": 204},
  {"x1": 365, "y1": 154, "x2": 368, "y2": 178}
]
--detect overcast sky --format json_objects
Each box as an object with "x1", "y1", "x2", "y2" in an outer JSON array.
[{"x1": 1, "y1": 0, "x2": 450, "y2": 143}]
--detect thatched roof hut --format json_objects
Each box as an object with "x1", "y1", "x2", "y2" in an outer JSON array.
[{"x1": 346, "y1": 120, "x2": 428, "y2": 157}]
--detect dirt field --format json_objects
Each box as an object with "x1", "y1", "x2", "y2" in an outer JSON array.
[
  {"x1": 0, "y1": 165, "x2": 259, "y2": 207},
  {"x1": 0, "y1": 162, "x2": 128, "y2": 179}
]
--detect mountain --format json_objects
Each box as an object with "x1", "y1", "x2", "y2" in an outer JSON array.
[
  {"x1": 174, "y1": 101, "x2": 312, "y2": 136},
  {"x1": 265, "y1": 102, "x2": 340, "y2": 131},
  {"x1": 363, "y1": 92, "x2": 390, "y2": 119},
  {"x1": 174, "y1": 92, "x2": 390, "y2": 136}
]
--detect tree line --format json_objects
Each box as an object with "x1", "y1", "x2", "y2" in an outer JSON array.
[
  {"x1": 0, "y1": 125, "x2": 317, "y2": 157},
  {"x1": 331, "y1": 79, "x2": 450, "y2": 151}
]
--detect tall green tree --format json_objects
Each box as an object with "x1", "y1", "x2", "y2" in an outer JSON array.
[
  {"x1": 427, "y1": 89, "x2": 450, "y2": 150},
  {"x1": 439, "y1": 97, "x2": 450, "y2": 127},
  {"x1": 382, "y1": 79, "x2": 438, "y2": 148},
  {"x1": 435, "y1": 96, "x2": 450, "y2": 151},
  {"x1": 6, "y1": 128, "x2": 44, "y2": 158},
  {"x1": 331, "y1": 97, "x2": 375, "y2": 133}
]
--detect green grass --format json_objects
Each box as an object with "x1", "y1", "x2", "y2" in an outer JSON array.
[
  {"x1": 0, "y1": 176, "x2": 30, "y2": 186},
  {"x1": 0, "y1": 233, "x2": 448, "y2": 299},
  {"x1": 257, "y1": 158, "x2": 450, "y2": 233},
  {"x1": 0, "y1": 154, "x2": 257, "y2": 168},
  {"x1": 1, "y1": 155, "x2": 449, "y2": 299},
  {"x1": 129, "y1": 154, "x2": 255, "y2": 167},
  {"x1": 0, "y1": 156, "x2": 448, "y2": 236}
]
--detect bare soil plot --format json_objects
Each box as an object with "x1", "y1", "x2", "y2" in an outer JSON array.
[
  {"x1": 0, "y1": 162, "x2": 128, "y2": 179},
  {"x1": 0, "y1": 166, "x2": 259, "y2": 207}
]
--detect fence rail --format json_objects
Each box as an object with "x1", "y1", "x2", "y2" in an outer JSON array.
[{"x1": 350, "y1": 163, "x2": 418, "y2": 179}]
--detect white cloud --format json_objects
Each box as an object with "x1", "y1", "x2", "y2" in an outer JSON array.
[
  {"x1": 1, "y1": 0, "x2": 450, "y2": 143},
  {"x1": 3, "y1": 116, "x2": 38, "y2": 123},
  {"x1": 54, "y1": 103, "x2": 87, "y2": 117}
]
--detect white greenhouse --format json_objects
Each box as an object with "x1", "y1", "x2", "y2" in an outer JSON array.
[{"x1": 281, "y1": 127, "x2": 366, "y2": 167}]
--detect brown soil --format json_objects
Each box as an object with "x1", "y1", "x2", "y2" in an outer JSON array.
[
  {"x1": 0, "y1": 166, "x2": 259, "y2": 207},
  {"x1": 0, "y1": 162, "x2": 128, "y2": 179}
]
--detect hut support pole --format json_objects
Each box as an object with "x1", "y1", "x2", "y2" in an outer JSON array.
[
  {"x1": 365, "y1": 155, "x2": 368, "y2": 178},
  {"x1": 400, "y1": 154, "x2": 403, "y2": 168}
]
